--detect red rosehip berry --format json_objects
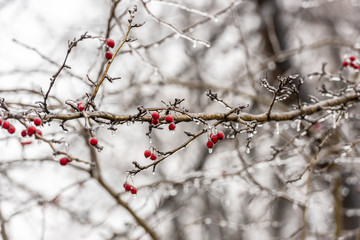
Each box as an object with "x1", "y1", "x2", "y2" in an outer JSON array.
[
  {"x1": 36, "y1": 129, "x2": 42, "y2": 136},
  {"x1": 105, "y1": 51, "x2": 113, "y2": 60},
  {"x1": 21, "y1": 130, "x2": 27, "y2": 137},
  {"x1": 27, "y1": 126, "x2": 36, "y2": 136},
  {"x1": 217, "y1": 131, "x2": 225, "y2": 140},
  {"x1": 353, "y1": 64, "x2": 359, "y2": 69},
  {"x1": 152, "y1": 119, "x2": 159, "y2": 125},
  {"x1": 165, "y1": 115, "x2": 173, "y2": 123},
  {"x1": 77, "y1": 103, "x2": 85, "y2": 112},
  {"x1": 206, "y1": 141, "x2": 214, "y2": 148},
  {"x1": 169, "y1": 123, "x2": 176, "y2": 131},
  {"x1": 150, "y1": 153, "x2": 157, "y2": 161},
  {"x1": 350, "y1": 56, "x2": 356, "y2": 61},
  {"x1": 106, "y1": 38, "x2": 115, "y2": 48},
  {"x1": 89, "y1": 137, "x2": 98, "y2": 146},
  {"x1": 131, "y1": 187, "x2": 137, "y2": 194},
  {"x1": 210, "y1": 135, "x2": 219, "y2": 144},
  {"x1": 0, "y1": 119, "x2": 2, "y2": 125},
  {"x1": 343, "y1": 61, "x2": 349, "y2": 67},
  {"x1": 152, "y1": 112, "x2": 160, "y2": 120},
  {"x1": 2, "y1": 121, "x2": 10, "y2": 129},
  {"x1": 123, "y1": 182, "x2": 132, "y2": 192},
  {"x1": 59, "y1": 157, "x2": 70, "y2": 166},
  {"x1": 144, "y1": 150, "x2": 151, "y2": 158},
  {"x1": 8, "y1": 125, "x2": 15, "y2": 134},
  {"x1": 34, "y1": 118, "x2": 42, "y2": 126}
]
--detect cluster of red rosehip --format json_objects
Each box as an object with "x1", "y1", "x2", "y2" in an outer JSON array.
[
  {"x1": 342, "y1": 55, "x2": 359, "y2": 69},
  {"x1": 151, "y1": 112, "x2": 176, "y2": 130},
  {"x1": 0, "y1": 119, "x2": 16, "y2": 134},
  {"x1": 144, "y1": 148, "x2": 157, "y2": 161},
  {"x1": 21, "y1": 118, "x2": 43, "y2": 138},
  {"x1": 206, "y1": 130, "x2": 225, "y2": 150},
  {"x1": 105, "y1": 39, "x2": 115, "y2": 60},
  {"x1": 123, "y1": 182, "x2": 137, "y2": 195},
  {"x1": 142, "y1": 112, "x2": 176, "y2": 162}
]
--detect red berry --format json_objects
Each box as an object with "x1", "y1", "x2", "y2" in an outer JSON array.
[
  {"x1": 0, "y1": 119, "x2": 2, "y2": 125},
  {"x1": 131, "y1": 187, "x2": 137, "y2": 194},
  {"x1": 59, "y1": 157, "x2": 69, "y2": 166},
  {"x1": 152, "y1": 119, "x2": 159, "y2": 125},
  {"x1": 144, "y1": 150, "x2": 151, "y2": 158},
  {"x1": 8, "y1": 125, "x2": 15, "y2": 134},
  {"x1": 210, "y1": 135, "x2": 218, "y2": 144},
  {"x1": 105, "y1": 51, "x2": 113, "y2": 60},
  {"x1": 343, "y1": 61, "x2": 349, "y2": 67},
  {"x1": 36, "y1": 129, "x2": 42, "y2": 136},
  {"x1": 150, "y1": 153, "x2": 157, "y2": 161},
  {"x1": 165, "y1": 115, "x2": 173, "y2": 123},
  {"x1": 169, "y1": 123, "x2": 176, "y2": 131},
  {"x1": 353, "y1": 64, "x2": 359, "y2": 69},
  {"x1": 27, "y1": 126, "x2": 36, "y2": 136},
  {"x1": 217, "y1": 131, "x2": 225, "y2": 140},
  {"x1": 2, "y1": 121, "x2": 10, "y2": 129},
  {"x1": 106, "y1": 39, "x2": 115, "y2": 48},
  {"x1": 20, "y1": 141, "x2": 32, "y2": 146},
  {"x1": 206, "y1": 141, "x2": 214, "y2": 148},
  {"x1": 123, "y1": 182, "x2": 132, "y2": 192},
  {"x1": 350, "y1": 56, "x2": 356, "y2": 61},
  {"x1": 34, "y1": 118, "x2": 42, "y2": 126},
  {"x1": 89, "y1": 137, "x2": 98, "y2": 146},
  {"x1": 77, "y1": 103, "x2": 85, "y2": 112},
  {"x1": 152, "y1": 112, "x2": 160, "y2": 120},
  {"x1": 21, "y1": 130, "x2": 27, "y2": 137}
]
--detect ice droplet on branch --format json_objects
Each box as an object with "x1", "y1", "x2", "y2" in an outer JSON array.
[
  {"x1": 296, "y1": 120, "x2": 301, "y2": 132},
  {"x1": 275, "y1": 122, "x2": 280, "y2": 135}
]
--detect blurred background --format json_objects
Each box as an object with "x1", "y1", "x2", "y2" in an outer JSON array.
[{"x1": 1, "y1": 0, "x2": 360, "y2": 239}]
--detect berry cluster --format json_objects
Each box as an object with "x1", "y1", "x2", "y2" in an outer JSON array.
[
  {"x1": 123, "y1": 182, "x2": 137, "y2": 194},
  {"x1": 165, "y1": 115, "x2": 176, "y2": 131},
  {"x1": 144, "y1": 149, "x2": 157, "y2": 161},
  {"x1": 0, "y1": 119, "x2": 16, "y2": 134},
  {"x1": 151, "y1": 112, "x2": 160, "y2": 125},
  {"x1": 21, "y1": 118, "x2": 43, "y2": 138},
  {"x1": 105, "y1": 38, "x2": 115, "y2": 60},
  {"x1": 151, "y1": 111, "x2": 176, "y2": 131},
  {"x1": 206, "y1": 130, "x2": 225, "y2": 151},
  {"x1": 343, "y1": 55, "x2": 359, "y2": 69}
]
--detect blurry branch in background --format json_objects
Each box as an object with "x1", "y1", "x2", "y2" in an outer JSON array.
[
  {"x1": 141, "y1": 0, "x2": 211, "y2": 47},
  {"x1": 119, "y1": 0, "x2": 244, "y2": 54}
]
